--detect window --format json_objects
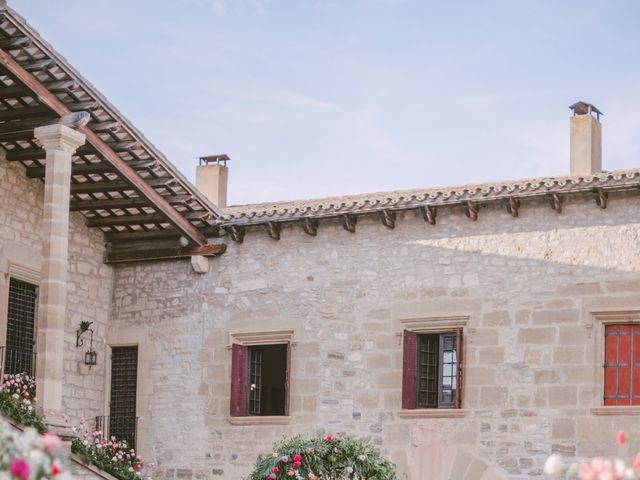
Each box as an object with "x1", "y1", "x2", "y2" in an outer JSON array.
[
  {"x1": 5, "y1": 278, "x2": 37, "y2": 376},
  {"x1": 108, "y1": 346, "x2": 138, "y2": 448},
  {"x1": 402, "y1": 329, "x2": 463, "y2": 409},
  {"x1": 604, "y1": 324, "x2": 640, "y2": 406},
  {"x1": 230, "y1": 342, "x2": 291, "y2": 417}
]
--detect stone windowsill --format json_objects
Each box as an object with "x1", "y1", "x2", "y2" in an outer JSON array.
[
  {"x1": 227, "y1": 415, "x2": 291, "y2": 426},
  {"x1": 397, "y1": 409, "x2": 469, "y2": 419},
  {"x1": 591, "y1": 406, "x2": 640, "y2": 416}
]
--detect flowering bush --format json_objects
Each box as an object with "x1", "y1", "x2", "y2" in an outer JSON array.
[
  {"x1": 545, "y1": 430, "x2": 640, "y2": 479},
  {"x1": 0, "y1": 373, "x2": 46, "y2": 433},
  {"x1": 71, "y1": 418, "x2": 151, "y2": 480},
  {"x1": 247, "y1": 434, "x2": 399, "y2": 480},
  {"x1": 0, "y1": 418, "x2": 71, "y2": 479}
]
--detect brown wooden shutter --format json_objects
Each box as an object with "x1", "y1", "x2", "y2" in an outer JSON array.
[
  {"x1": 456, "y1": 327, "x2": 463, "y2": 409},
  {"x1": 402, "y1": 330, "x2": 418, "y2": 409},
  {"x1": 284, "y1": 342, "x2": 292, "y2": 416},
  {"x1": 230, "y1": 343, "x2": 249, "y2": 416}
]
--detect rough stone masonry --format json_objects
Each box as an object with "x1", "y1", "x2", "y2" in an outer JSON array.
[{"x1": 110, "y1": 189, "x2": 640, "y2": 480}]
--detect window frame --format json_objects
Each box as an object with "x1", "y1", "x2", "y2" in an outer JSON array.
[
  {"x1": 228, "y1": 330, "x2": 294, "y2": 421},
  {"x1": 399, "y1": 315, "x2": 467, "y2": 412},
  {"x1": 591, "y1": 312, "x2": 640, "y2": 415}
]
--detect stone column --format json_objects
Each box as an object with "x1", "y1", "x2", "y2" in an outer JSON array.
[{"x1": 33, "y1": 124, "x2": 86, "y2": 432}]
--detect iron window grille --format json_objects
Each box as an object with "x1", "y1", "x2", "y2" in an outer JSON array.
[
  {"x1": 4, "y1": 278, "x2": 37, "y2": 376},
  {"x1": 109, "y1": 346, "x2": 138, "y2": 448}
]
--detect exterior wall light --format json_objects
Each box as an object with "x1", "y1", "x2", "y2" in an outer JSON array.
[{"x1": 76, "y1": 321, "x2": 97, "y2": 367}]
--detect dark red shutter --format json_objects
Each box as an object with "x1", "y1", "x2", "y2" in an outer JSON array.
[
  {"x1": 604, "y1": 325, "x2": 639, "y2": 406},
  {"x1": 456, "y1": 328, "x2": 463, "y2": 409},
  {"x1": 402, "y1": 330, "x2": 418, "y2": 409},
  {"x1": 633, "y1": 325, "x2": 640, "y2": 405},
  {"x1": 230, "y1": 343, "x2": 249, "y2": 416},
  {"x1": 284, "y1": 342, "x2": 292, "y2": 416}
]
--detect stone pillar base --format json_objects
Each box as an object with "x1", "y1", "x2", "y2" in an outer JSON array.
[{"x1": 42, "y1": 409, "x2": 74, "y2": 441}]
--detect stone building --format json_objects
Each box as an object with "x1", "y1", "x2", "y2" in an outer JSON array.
[{"x1": 1, "y1": 3, "x2": 640, "y2": 480}]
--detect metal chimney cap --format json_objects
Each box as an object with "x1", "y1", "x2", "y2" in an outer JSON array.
[
  {"x1": 569, "y1": 101, "x2": 603, "y2": 119},
  {"x1": 198, "y1": 154, "x2": 230, "y2": 166}
]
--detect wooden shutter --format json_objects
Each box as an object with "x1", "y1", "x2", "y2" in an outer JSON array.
[
  {"x1": 402, "y1": 330, "x2": 418, "y2": 409},
  {"x1": 604, "y1": 325, "x2": 640, "y2": 406},
  {"x1": 284, "y1": 342, "x2": 291, "y2": 416},
  {"x1": 456, "y1": 327, "x2": 463, "y2": 409},
  {"x1": 230, "y1": 343, "x2": 249, "y2": 416}
]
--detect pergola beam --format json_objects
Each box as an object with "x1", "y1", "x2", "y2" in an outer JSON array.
[
  {"x1": 0, "y1": 47, "x2": 207, "y2": 245},
  {"x1": 104, "y1": 244, "x2": 227, "y2": 264},
  {"x1": 70, "y1": 177, "x2": 173, "y2": 194},
  {"x1": 86, "y1": 211, "x2": 211, "y2": 227},
  {"x1": 70, "y1": 194, "x2": 191, "y2": 212},
  {"x1": 27, "y1": 159, "x2": 155, "y2": 178}
]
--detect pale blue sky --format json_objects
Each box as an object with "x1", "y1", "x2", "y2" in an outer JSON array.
[{"x1": 14, "y1": 0, "x2": 640, "y2": 205}]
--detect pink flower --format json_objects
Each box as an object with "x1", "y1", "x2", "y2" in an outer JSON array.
[
  {"x1": 51, "y1": 462, "x2": 61, "y2": 476},
  {"x1": 617, "y1": 430, "x2": 626, "y2": 446},
  {"x1": 578, "y1": 462, "x2": 595, "y2": 480},
  {"x1": 325, "y1": 435, "x2": 332, "y2": 443},
  {"x1": 634, "y1": 453, "x2": 640, "y2": 471},
  {"x1": 287, "y1": 469, "x2": 295, "y2": 477},
  {"x1": 9, "y1": 458, "x2": 30, "y2": 480},
  {"x1": 42, "y1": 433, "x2": 62, "y2": 453}
]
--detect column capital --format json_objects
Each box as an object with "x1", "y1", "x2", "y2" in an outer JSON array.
[{"x1": 34, "y1": 124, "x2": 86, "y2": 153}]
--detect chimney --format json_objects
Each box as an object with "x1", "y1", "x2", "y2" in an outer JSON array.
[
  {"x1": 569, "y1": 101, "x2": 602, "y2": 176},
  {"x1": 196, "y1": 154, "x2": 229, "y2": 208}
]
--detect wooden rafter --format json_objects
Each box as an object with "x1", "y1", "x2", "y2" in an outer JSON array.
[
  {"x1": 0, "y1": 47, "x2": 207, "y2": 245},
  {"x1": 226, "y1": 225, "x2": 245, "y2": 243},
  {"x1": 549, "y1": 193, "x2": 562, "y2": 213},
  {"x1": 104, "y1": 243, "x2": 227, "y2": 264},
  {"x1": 70, "y1": 195, "x2": 191, "y2": 212},
  {"x1": 302, "y1": 218, "x2": 318, "y2": 236},
  {"x1": 70, "y1": 178, "x2": 172, "y2": 194},
  {"x1": 594, "y1": 188, "x2": 607, "y2": 209},
  {"x1": 27, "y1": 159, "x2": 155, "y2": 179},
  {"x1": 463, "y1": 201, "x2": 478, "y2": 221},
  {"x1": 504, "y1": 197, "x2": 520, "y2": 218},
  {"x1": 341, "y1": 214, "x2": 357, "y2": 233},
  {"x1": 379, "y1": 209, "x2": 396, "y2": 229},
  {"x1": 420, "y1": 205, "x2": 437, "y2": 225},
  {"x1": 86, "y1": 211, "x2": 210, "y2": 228},
  {"x1": 267, "y1": 222, "x2": 281, "y2": 241}
]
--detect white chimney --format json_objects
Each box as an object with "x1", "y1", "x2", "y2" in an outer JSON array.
[
  {"x1": 196, "y1": 154, "x2": 229, "y2": 208},
  {"x1": 569, "y1": 101, "x2": 602, "y2": 176}
]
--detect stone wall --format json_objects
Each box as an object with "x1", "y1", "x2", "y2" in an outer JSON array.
[
  {"x1": 110, "y1": 191, "x2": 640, "y2": 480},
  {"x1": 0, "y1": 154, "x2": 113, "y2": 426}
]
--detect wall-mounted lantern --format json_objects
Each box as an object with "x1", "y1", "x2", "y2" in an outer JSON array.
[{"x1": 76, "y1": 321, "x2": 97, "y2": 367}]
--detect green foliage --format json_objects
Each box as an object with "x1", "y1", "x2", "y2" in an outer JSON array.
[
  {"x1": 71, "y1": 436, "x2": 143, "y2": 480},
  {"x1": 0, "y1": 373, "x2": 47, "y2": 433},
  {"x1": 248, "y1": 434, "x2": 400, "y2": 480}
]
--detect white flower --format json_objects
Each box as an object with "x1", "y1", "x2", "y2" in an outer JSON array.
[
  {"x1": 544, "y1": 454, "x2": 564, "y2": 476},
  {"x1": 112, "y1": 456, "x2": 118, "y2": 462},
  {"x1": 358, "y1": 454, "x2": 367, "y2": 461}
]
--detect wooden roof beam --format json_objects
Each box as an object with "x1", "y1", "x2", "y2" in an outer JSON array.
[
  {"x1": 104, "y1": 243, "x2": 226, "y2": 264},
  {"x1": 0, "y1": 47, "x2": 207, "y2": 245},
  {"x1": 341, "y1": 214, "x2": 357, "y2": 233},
  {"x1": 420, "y1": 205, "x2": 437, "y2": 225},
  {"x1": 302, "y1": 218, "x2": 318, "y2": 236},
  {"x1": 70, "y1": 177, "x2": 173, "y2": 194},
  {"x1": 70, "y1": 194, "x2": 191, "y2": 212},
  {"x1": 86, "y1": 211, "x2": 211, "y2": 227},
  {"x1": 7, "y1": 141, "x2": 140, "y2": 161},
  {"x1": 27, "y1": 159, "x2": 155, "y2": 178},
  {"x1": 379, "y1": 209, "x2": 396, "y2": 229},
  {"x1": 104, "y1": 226, "x2": 219, "y2": 243}
]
